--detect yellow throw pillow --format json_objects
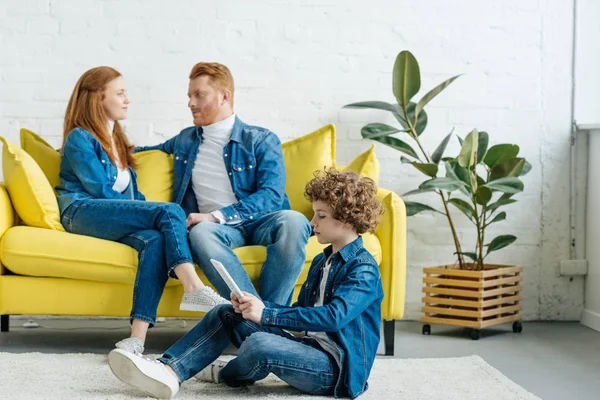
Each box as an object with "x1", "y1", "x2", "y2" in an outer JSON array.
[
  {"x1": 0, "y1": 137, "x2": 64, "y2": 231},
  {"x1": 134, "y1": 150, "x2": 174, "y2": 202},
  {"x1": 282, "y1": 124, "x2": 336, "y2": 219},
  {"x1": 20, "y1": 128, "x2": 61, "y2": 190},
  {"x1": 336, "y1": 144, "x2": 380, "y2": 185}
]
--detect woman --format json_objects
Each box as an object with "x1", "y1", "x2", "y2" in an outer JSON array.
[{"x1": 56, "y1": 66, "x2": 228, "y2": 355}]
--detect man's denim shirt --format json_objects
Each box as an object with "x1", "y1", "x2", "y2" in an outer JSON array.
[
  {"x1": 56, "y1": 128, "x2": 145, "y2": 215},
  {"x1": 137, "y1": 116, "x2": 290, "y2": 222},
  {"x1": 261, "y1": 236, "x2": 384, "y2": 399}
]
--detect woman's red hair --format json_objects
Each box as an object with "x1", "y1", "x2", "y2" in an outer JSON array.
[{"x1": 63, "y1": 66, "x2": 136, "y2": 169}]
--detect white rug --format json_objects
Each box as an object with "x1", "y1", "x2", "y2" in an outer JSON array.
[{"x1": 0, "y1": 353, "x2": 540, "y2": 400}]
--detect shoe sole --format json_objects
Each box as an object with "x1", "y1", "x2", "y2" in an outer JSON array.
[
  {"x1": 108, "y1": 349, "x2": 175, "y2": 399},
  {"x1": 180, "y1": 303, "x2": 214, "y2": 312}
]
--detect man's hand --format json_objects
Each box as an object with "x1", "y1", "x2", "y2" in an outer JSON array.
[
  {"x1": 186, "y1": 213, "x2": 218, "y2": 228},
  {"x1": 236, "y1": 292, "x2": 265, "y2": 324}
]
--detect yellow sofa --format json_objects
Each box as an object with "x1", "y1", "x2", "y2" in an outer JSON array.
[{"x1": 0, "y1": 125, "x2": 406, "y2": 355}]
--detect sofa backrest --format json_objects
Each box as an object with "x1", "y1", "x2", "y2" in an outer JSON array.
[{"x1": 9, "y1": 125, "x2": 377, "y2": 225}]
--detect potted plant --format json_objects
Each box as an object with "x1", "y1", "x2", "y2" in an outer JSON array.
[{"x1": 343, "y1": 51, "x2": 530, "y2": 340}]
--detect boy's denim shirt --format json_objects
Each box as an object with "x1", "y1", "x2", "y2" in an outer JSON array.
[
  {"x1": 261, "y1": 236, "x2": 384, "y2": 399},
  {"x1": 136, "y1": 116, "x2": 290, "y2": 222},
  {"x1": 56, "y1": 128, "x2": 145, "y2": 214}
]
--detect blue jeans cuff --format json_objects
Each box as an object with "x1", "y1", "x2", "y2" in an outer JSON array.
[
  {"x1": 167, "y1": 258, "x2": 194, "y2": 279},
  {"x1": 130, "y1": 313, "x2": 156, "y2": 328},
  {"x1": 158, "y1": 357, "x2": 185, "y2": 383}
]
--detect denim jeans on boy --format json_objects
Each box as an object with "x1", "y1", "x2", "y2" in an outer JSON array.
[
  {"x1": 188, "y1": 210, "x2": 311, "y2": 305},
  {"x1": 60, "y1": 199, "x2": 194, "y2": 325},
  {"x1": 158, "y1": 304, "x2": 338, "y2": 396}
]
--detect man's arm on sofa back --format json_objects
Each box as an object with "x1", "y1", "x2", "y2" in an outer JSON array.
[
  {"x1": 0, "y1": 183, "x2": 15, "y2": 275},
  {"x1": 375, "y1": 188, "x2": 406, "y2": 321}
]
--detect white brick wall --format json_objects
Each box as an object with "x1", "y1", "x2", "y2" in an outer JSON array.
[{"x1": 0, "y1": 0, "x2": 579, "y2": 320}]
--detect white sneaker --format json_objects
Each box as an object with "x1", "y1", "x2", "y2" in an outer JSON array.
[
  {"x1": 194, "y1": 356, "x2": 233, "y2": 383},
  {"x1": 115, "y1": 337, "x2": 145, "y2": 355},
  {"x1": 180, "y1": 286, "x2": 231, "y2": 312},
  {"x1": 108, "y1": 349, "x2": 179, "y2": 399}
]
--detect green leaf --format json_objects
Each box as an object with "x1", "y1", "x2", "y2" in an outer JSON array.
[
  {"x1": 458, "y1": 129, "x2": 479, "y2": 168},
  {"x1": 371, "y1": 136, "x2": 420, "y2": 159},
  {"x1": 361, "y1": 123, "x2": 402, "y2": 139},
  {"x1": 445, "y1": 160, "x2": 471, "y2": 196},
  {"x1": 483, "y1": 144, "x2": 519, "y2": 169},
  {"x1": 484, "y1": 177, "x2": 524, "y2": 194},
  {"x1": 393, "y1": 51, "x2": 421, "y2": 107},
  {"x1": 420, "y1": 177, "x2": 466, "y2": 192},
  {"x1": 415, "y1": 74, "x2": 461, "y2": 119},
  {"x1": 431, "y1": 129, "x2": 454, "y2": 165},
  {"x1": 409, "y1": 103, "x2": 428, "y2": 135},
  {"x1": 457, "y1": 136, "x2": 464, "y2": 146},
  {"x1": 477, "y1": 131, "x2": 489, "y2": 164},
  {"x1": 448, "y1": 198, "x2": 476, "y2": 222},
  {"x1": 490, "y1": 157, "x2": 526, "y2": 181},
  {"x1": 486, "y1": 234, "x2": 517, "y2": 255},
  {"x1": 343, "y1": 102, "x2": 415, "y2": 134},
  {"x1": 410, "y1": 162, "x2": 439, "y2": 178},
  {"x1": 486, "y1": 197, "x2": 517, "y2": 213},
  {"x1": 521, "y1": 160, "x2": 532, "y2": 176},
  {"x1": 404, "y1": 201, "x2": 441, "y2": 216},
  {"x1": 402, "y1": 187, "x2": 436, "y2": 197},
  {"x1": 476, "y1": 186, "x2": 492, "y2": 205},
  {"x1": 486, "y1": 211, "x2": 506, "y2": 226},
  {"x1": 395, "y1": 102, "x2": 428, "y2": 135},
  {"x1": 343, "y1": 101, "x2": 396, "y2": 112},
  {"x1": 455, "y1": 251, "x2": 478, "y2": 262},
  {"x1": 400, "y1": 156, "x2": 414, "y2": 164}
]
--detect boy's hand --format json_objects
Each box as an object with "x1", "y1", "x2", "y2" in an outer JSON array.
[
  {"x1": 186, "y1": 213, "x2": 218, "y2": 228},
  {"x1": 237, "y1": 292, "x2": 265, "y2": 324},
  {"x1": 231, "y1": 292, "x2": 242, "y2": 313}
]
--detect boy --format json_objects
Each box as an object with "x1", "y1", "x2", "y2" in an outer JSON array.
[{"x1": 107, "y1": 169, "x2": 384, "y2": 399}]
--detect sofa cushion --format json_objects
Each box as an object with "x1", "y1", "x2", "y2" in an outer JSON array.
[
  {"x1": 1, "y1": 225, "x2": 382, "y2": 287},
  {"x1": 0, "y1": 137, "x2": 64, "y2": 231},
  {"x1": 337, "y1": 144, "x2": 380, "y2": 185},
  {"x1": 282, "y1": 124, "x2": 336, "y2": 219},
  {"x1": 20, "y1": 128, "x2": 61, "y2": 190},
  {"x1": 134, "y1": 150, "x2": 174, "y2": 202}
]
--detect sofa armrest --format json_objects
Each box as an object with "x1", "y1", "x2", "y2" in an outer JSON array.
[
  {"x1": 0, "y1": 182, "x2": 16, "y2": 275},
  {"x1": 375, "y1": 187, "x2": 406, "y2": 321}
]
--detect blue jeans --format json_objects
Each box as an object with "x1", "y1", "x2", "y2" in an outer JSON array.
[
  {"x1": 61, "y1": 199, "x2": 194, "y2": 326},
  {"x1": 188, "y1": 210, "x2": 311, "y2": 305},
  {"x1": 158, "y1": 305, "x2": 338, "y2": 395}
]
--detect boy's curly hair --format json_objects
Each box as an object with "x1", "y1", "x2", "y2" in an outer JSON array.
[{"x1": 304, "y1": 169, "x2": 383, "y2": 234}]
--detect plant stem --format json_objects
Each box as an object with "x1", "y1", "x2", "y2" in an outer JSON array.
[{"x1": 403, "y1": 105, "x2": 465, "y2": 269}]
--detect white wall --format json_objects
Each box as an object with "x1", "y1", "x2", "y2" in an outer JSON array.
[
  {"x1": 583, "y1": 132, "x2": 600, "y2": 330},
  {"x1": 0, "y1": 0, "x2": 580, "y2": 320}
]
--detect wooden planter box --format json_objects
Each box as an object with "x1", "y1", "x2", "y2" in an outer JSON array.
[{"x1": 421, "y1": 264, "x2": 523, "y2": 340}]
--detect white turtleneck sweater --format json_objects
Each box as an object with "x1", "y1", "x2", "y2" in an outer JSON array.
[
  {"x1": 191, "y1": 113, "x2": 238, "y2": 223},
  {"x1": 107, "y1": 120, "x2": 131, "y2": 193}
]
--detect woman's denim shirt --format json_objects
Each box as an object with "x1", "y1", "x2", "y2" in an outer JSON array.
[
  {"x1": 56, "y1": 128, "x2": 145, "y2": 214},
  {"x1": 136, "y1": 116, "x2": 290, "y2": 222},
  {"x1": 261, "y1": 236, "x2": 384, "y2": 399}
]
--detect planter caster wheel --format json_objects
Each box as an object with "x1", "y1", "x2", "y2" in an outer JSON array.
[
  {"x1": 470, "y1": 329, "x2": 481, "y2": 340},
  {"x1": 512, "y1": 321, "x2": 523, "y2": 333},
  {"x1": 422, "y1": 324, "x2": 431, "y2": 335}
]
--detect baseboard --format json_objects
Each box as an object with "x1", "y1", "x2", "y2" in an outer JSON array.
[{"x1": 581, "y1": 309, "x2": 600, "y2": 332}]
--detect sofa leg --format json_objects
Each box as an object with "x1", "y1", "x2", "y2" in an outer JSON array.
[
  {"x1": 383, "y1": 320, "x2": 395, "y2": 356},
  {"x1": 1, "y1": 315, "x2": 8, "y2": 332}
]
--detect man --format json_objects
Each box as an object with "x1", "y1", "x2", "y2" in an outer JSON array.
[{"x1": 140, "y1": 62, "x2": 311, "y2": 308}]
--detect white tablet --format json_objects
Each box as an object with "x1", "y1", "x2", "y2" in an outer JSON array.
[{"x1": 210, "y1": 258, "x2": 244, "y2": 299}]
